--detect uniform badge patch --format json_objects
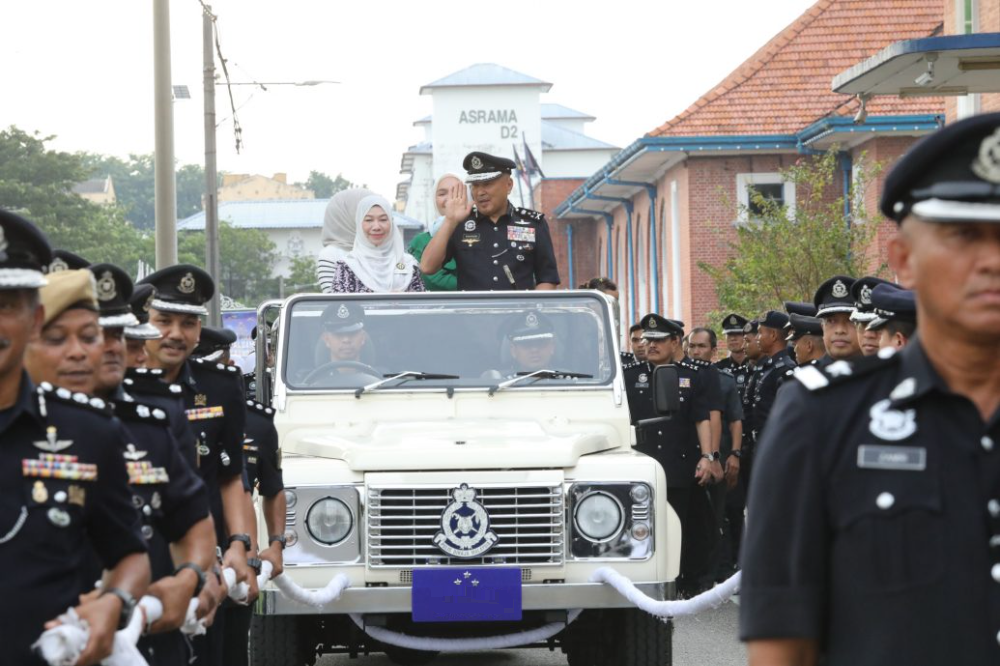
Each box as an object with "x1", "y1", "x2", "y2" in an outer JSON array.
[
  {"x1": 34, "y1": 426, "x2": 73, "y2": 453},
  {"x1": 857, "y1": 444, "x2": 926, "y2": 471},
  {"x1": 868, "y1": 399, "x2": 917, "y2": 441},
  {"x1": 638, "y1": 373, "x2": 648, "y2": 384},
  {"x1": 679, "y1": 377, "x2": 691, "y2": 388},
  {"x1": 462, "y1": 233, "x2": 480, "y2": 246},
  {"x1": 68, "y1": 485, "x2": 86, "y2": 507},
  {"x1": 464, "y1": 220, "x2": 477, "y2": 232},
  {"x1": 194, "y1": 394, "x2": 208, "y2": 407}
]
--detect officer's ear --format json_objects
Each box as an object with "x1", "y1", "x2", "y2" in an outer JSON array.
[
  {"x1": 504, "y1": 175, "x2": 514, "y2": 195},
  {"x1": 888, "y1": 220, "x2": 917, "y2": 289}
]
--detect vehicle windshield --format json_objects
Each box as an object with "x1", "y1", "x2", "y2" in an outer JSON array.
[{"x1": 280, "y1": 293, "x2": 616, "y2": 391}]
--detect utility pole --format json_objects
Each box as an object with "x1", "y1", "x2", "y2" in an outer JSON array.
[
  {"x1": 153, "y1": 0, "x2": 177, "y2": 268},
  {"x1": 203, "y1": 4, "x2": 221, "y2": 326}
]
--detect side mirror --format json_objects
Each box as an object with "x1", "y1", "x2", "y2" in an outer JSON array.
[{"x1": 652, "y1": 365, "x2": 680, "y2": 416}]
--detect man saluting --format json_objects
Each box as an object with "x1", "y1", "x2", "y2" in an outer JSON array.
[{"x1": 420, "y1": 152, "x2": 560, "y2": 291}]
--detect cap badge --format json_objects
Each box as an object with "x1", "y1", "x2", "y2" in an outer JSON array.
[
  {"x1": 96, "y1": 271, "x2": 117, "y2": 302},
  {"x1": 832, "y1": 280, "x2": 848, "y2": 298},
  {"x1": 972, "y1": 127, "x2": 1000, "y2": 184},
  {"x1": 178, "y1": 272, "x2": 196, "y2": 294},
  {"x1": 337, "y1": 304, "x2": 350, "y2": 319},
  {"x1": 464, "y1": 220, "x2": 476, "y2": 232},
  {"x1": 860, "y1": 285, "x2": 872, "y2": 305},
  {"x1": 471, "y1": 155, "x2": 484, "y2": 170},
  {"x1": 649, "y1": 318, "x2": 657, "y2": 329},
  {"x1": 49, "y1": 257, "x2": 69, "y2": 273},
  {"x1": 728, "y1": 316, "x2": 737, "y2": 326},
  {"x1": 143, "y1": 291, "x2": 154, "y2": 312},
  {"x1": 526, "y1": 313, "x2": 538, "y2": 328},
  {"x1": 0, "y1": 226, "x2": 7, "y2": 255}
]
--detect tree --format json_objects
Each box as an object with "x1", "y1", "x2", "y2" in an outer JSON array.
[
  {"x1": 698, "y1": 149, "x2": 887, "y2": 324},
  {"x1": 285, "y1": 254, "x2": 320, "y2": 293},
  {"x1": 0, "y1": 126, "x2": 147, "y2": 269},
  {"x1": 178, "y1": 222, "x2": 278, "y2": 304},
  {"x1": 298, "y1": 171, "x2": 358, "y2": 198}
]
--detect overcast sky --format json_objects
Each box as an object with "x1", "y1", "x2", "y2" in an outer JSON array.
[{"x1": 1, "y1": 0, "x2": 817, "y2": 203}]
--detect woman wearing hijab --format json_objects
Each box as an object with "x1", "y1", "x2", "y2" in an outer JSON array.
[
  {"x1": 407, "y1": 173, "x2": 461, "y2": 291},
  {"x1": 317, "y1": 187, "x2": 373, "y2": 293},
  {"x1": 326, "y1": 194, "x2": 425, "y2": 293}
]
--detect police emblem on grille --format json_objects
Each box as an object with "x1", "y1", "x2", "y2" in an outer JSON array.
[
  {"x1": 433, "y1": 484, "x2": 498, "y2": 558},
  {"x1": 96, "y1": 271, "x2": 117, "y2": 302},
  {"x1": 972, "y1": 127, "x2": 1000, "y2": 184},
  {"x1": 337, "y1": 304, "x2": 350, "y2": 319},
  {"x1": 471, "y1": 156, "x2": 483, "y2": 170},
  {"x1": 49, "y1": 257, "x2": 69, "y2": 273},
  {"x1": 178, "y1": 272, "x2": 196, "y2": 294},
  {"x1": 860, "y1": 284, "x2": 872, "y2": 305},
  {"x1": 832, "y1": 280, "x2": 848, "y2": 298},
  {"x1": 464, "y1": 220, "x2": 476, "y2": 232}
]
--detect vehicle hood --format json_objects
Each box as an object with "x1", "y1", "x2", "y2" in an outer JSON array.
[{"x1": 284, "y1": 419, "x2": 620, "y2": 471}]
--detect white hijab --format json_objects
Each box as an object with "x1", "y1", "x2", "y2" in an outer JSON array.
[{"x1": 344, "y1": 195, "x2": 418, "y2": 292}]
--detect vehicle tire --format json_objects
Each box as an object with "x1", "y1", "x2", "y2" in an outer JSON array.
[
  {"x1": 619, "y1": 608, "x2": 673, "y2": 666},
  {"x1": 249, "y1": 615, "x2": 315, "y2": 666},
  {"x1": 381, "y1": 644, "x2": 439, "y2": 666}
]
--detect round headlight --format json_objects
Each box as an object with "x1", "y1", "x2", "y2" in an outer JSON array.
[
  {"x1": 630, "y1": 484, "x2": 650, "y2": 503},
  {"x1": 283, "y1": 529, "x2": 298, "y2": 548},
  {"x1": 574, "y1": 492, "x2": 624, "y2": 542},
  {"x1": 306, "y1": 497, "x2": 353, "y2": 545},
  {"x1": 284, "y1": 489, "x2": 297, "y2": 509}
]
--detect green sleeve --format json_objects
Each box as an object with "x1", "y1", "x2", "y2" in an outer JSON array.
[{"x1": 409, "y1": 232, "x2": 458, "y2": 291}]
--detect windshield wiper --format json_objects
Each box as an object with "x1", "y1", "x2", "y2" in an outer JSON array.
[
  {"x1": 354, "y1": 371, "x2": 459, "y2": 399},
  {"x1": 488, "y1": 369, "x2": 593, "y2": 397}
]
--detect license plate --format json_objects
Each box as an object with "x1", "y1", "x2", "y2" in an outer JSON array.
[{"x1": 411, "y1": 567, "x2": 522, "y2": 623}]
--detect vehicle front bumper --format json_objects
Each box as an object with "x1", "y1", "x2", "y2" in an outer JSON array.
[{"x1": 257, "y1": 580, "x2": 675, "y2": 616}]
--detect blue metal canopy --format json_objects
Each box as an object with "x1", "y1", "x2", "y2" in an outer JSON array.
[{"x1": 832, "y1": 33, "x2": 1000, "y2": 97}]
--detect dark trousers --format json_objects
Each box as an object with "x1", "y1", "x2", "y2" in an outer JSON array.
[
  {"x1": 192, "y1": 609, "x2": 225, "y2": 666},
  {"x1": 668, "y1": 485, "x2": 718, "y2": 596},
  {"x1": 221, "y1": 603, "x2": 253, "y2": 666}
]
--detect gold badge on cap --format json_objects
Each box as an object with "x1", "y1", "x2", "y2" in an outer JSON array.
[
  {"x1": 178, "y1": 272, "x2": 196, "y2": 295},
  {"x1": 471, "y1": 155, "x2": 484, "y2": 170},
  {"x1": 649, "y1": 318, "x2": 658, "y2": 329},
  {"x1": 972, "y1": 127, "x2": 1000, "y2": 184},
  {"x1": 96, "y1": 271, "x2": 117, "y2": 302},
  {"x1": 49, "y1": 257, "x2": 69, "y2": 273},
  {"x1": 143, "y1": 291, "x2": 154, "y2": 312},
  {"x1": 832, "y1": 280, "x2": 849, "y2": 298}
]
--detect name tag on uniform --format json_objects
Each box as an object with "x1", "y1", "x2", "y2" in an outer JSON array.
[
  {"x1": 462, "y1": 233, "x2": 480, "y2": 246},
  {"x1": 507, "y1": 227, "x2": 535, "y2": 243},
  {"x1": 186, "y1": 406, "x2": 225, "y2": 421},
  {"x1": 857, "y1": 445, "x2": 926, "y2": 471}
]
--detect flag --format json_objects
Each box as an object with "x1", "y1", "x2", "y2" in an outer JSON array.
[
  {"x1": 522, "y1": 136, "x2": 545, "y2": 179},
  {"x1": 512, "y1": 145, "x2": 532, "y2": 194}
]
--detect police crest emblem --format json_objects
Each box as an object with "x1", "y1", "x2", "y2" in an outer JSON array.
[
  {"x1": 470, "y1": 155, "x2": 483, "y2": 170},
  {"x1": 832, "y1": 280, "x2": 849, "y2": 298},
  {"x1": 178, "y1": 272, "x2": 196, "y2": 294},
  {"x1": 464, "y1": 220, "x2": 476, "y2": 232},
  {"x1": 972, "y1": 127, "x2": 1000, "y2": 184},
  {"x1": 860, "y1": 285, "x2": 872, "y2": 305},
  {"x1": 433, "y1": 484, "x2": 499, "y2": 558},
  {"x1": 96, "y1": 271, "x2": 117, "y2": 302},
  {"x1": 868, "y1": 399, "x2": 917, "y2": 441},
  {"x1": 49, "y1": 257, "x2": 70, "y2": 273},
  {"x1": 337, "y1": 304, "x2": 350, "y2": 319}
]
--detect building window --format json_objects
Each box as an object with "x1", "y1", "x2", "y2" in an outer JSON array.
[
  {"x1": 958, "y1": 0, "x2": 978, "y2": 34},
  {"x1": 736, "y1": 173, "x2": 795, "y2": 222}
]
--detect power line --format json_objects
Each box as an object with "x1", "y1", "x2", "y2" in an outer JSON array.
[{"x1": 197, "y1": 0, "x2": 243, "y2": 153}]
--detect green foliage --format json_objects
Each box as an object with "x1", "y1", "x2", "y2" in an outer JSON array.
[
  {"x1": 298, "y1": 171, "x2": 358, "y2": 199},
  {"x1": 285, "y1": 254, "x2": 320, "y2": 294},
  {"x1": 699, "y1": 149, "x2": 887, "y2": 326},
  {"x1": 178, "y1": 222, "x2": 278, "y2": 304}
]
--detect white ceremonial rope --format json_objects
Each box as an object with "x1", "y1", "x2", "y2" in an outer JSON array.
[
  {"x1": 347, "y1": 609, "x2": 583, "y2": 653},
  {"x1": 589, "y1": 567, "x2": 741, "y2": 618}
]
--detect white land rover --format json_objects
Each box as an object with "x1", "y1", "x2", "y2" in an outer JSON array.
[{"x1": 252, "y1": 291, "x2": 681, "y2": 666}]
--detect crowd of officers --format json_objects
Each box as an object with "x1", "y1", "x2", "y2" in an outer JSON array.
[
  {"x1": 613, "y1": 270, "x2": 918, "y2": 596},
  {"x1": 0, "y1": 210, "x2": 283, "y2": 666}
]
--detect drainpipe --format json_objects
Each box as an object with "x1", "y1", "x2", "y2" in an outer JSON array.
[
  {"x1": 585, "y1": 189, "x2": 636, "y2": 324},
  {"x1": 606, "y1": 177, "x2": 659, "y2": 314},
  {"x1": 567, "y1": 200, "x2": 614, "y2": 279},
  {"x1": 566, "y1": 224, "x2": 575, "y2": 288}
]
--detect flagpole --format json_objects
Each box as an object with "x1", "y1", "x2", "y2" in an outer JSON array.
[{"x1": 512, "y1": 143, "x2": 526, "y2": 208}]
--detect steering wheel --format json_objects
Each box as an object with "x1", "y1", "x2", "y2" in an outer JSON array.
[{"x1": 302, "y1": 361, "x2": 381, "y2": 386}]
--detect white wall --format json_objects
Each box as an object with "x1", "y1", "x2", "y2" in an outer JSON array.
[
  {"x1": 431, "y1": 86, "x2": 543, "y2": 183},
  {"x1": 544, "y1": 117, "x2": 589, "y2": 135},
  {"x1": 403, "y1": 153, "x2": 435, "y2": 225},
  {"x1": 542, "y1": 148, "x2": 620, "y2": 179},
  {"x1": 265, "y1": 227, "x2": 323, "y2": 278}
]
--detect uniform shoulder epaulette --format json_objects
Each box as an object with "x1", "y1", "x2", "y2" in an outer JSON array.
[
  {"x1": 679, "y1": 359, "x2": 702, "y2": 372},
  {"x1": 687, "y1": 358, "x2": 712, "y2": 368},
  {"x1": 123, "y1": 374, "x2": 184, "y2": 398},
  {"x1": 36, "y1": 382, "x2": 113, "y2": 416},
  {"x1": 245, "y1": 399, "x2": 274, "y2": 419},
  {"x1": 126, "y1": 367, "x2": 166, "y2": 379},
  {"x1": 515, "y1": 207, "x2": 545, "y2": 223},
  {"x1": 793, "y1": 350, "x2": 898, "y2": 392},
  {"x1": 192, "y1": 357, "x2": 242, "y2": 377},
  {"x1": 113, "y1": 399, "x2": 170, "y2": 424}
]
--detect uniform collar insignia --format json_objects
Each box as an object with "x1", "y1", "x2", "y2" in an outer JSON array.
[
  {"x1": 972, "y1": 127, "x2": 1000, "y2": 184},
  {"x1": 889, "y1": 377, "x2": 917, "y2": 401},
  {"x1": 34, "y1": 426, "x2": 73, "y2": 453},
  {"x1": 869, "y1": 398, "x2": 917, "y2": 441}
]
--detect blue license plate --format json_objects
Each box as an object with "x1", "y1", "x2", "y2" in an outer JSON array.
[{"x1": 411, "y1": 567, "x2": 522, "y2": 623}]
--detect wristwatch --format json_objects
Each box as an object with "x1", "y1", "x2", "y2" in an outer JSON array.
[
  {"x1": 729, "y1": 450, "x2": 743, "y2": 459},
  {"x1": 701, "y1": 452, "x2": 720, "y2": 462},
  {"x1": 102, "y1": 587, "x2": 137, "y2": 631},
  {"x1": 227, "y1": 534, "x2": 252, "y2": 553},
  {"x1": 269, "y1": 534, "x2": 287, "y2": 550},
  {"x1": 174, "y1": 562, "x2": 207, "y2": 597},
  {"x1": 247, "y1": 557, "x2": 263, "y2": 575}
]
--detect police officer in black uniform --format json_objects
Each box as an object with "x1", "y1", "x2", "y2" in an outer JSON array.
[
  {"x1": 850, "y1": 276, "x2": 895, "y2": 357},
  {"x1": 85, "y1": 262, "x2": 220, "y2": 664},
  {"x1": 750, "y1": 310, "x2": 796, "y2": 445},
  {"x1": 138, "y1": 264, "x2": 256, "y2": 666},
  {"x1": 813, "y1": 275, "x2": 862, "y2": 364},
  {"x1": 0, "y1": 211, "x2": 151, "y2": 666},
  {"x1": 502, "y1": 312, "x2": 558, "y2": 377},
  {"x1": 867, "y1": 282, "x2": 918, "y2": 351},
  {"x1": 419, "y1": 152, "x2": 561, "y2": 291},
  {"x1": 786, "y1": 312, "x2": 826, "y2": 366},
  {"x1": 624, "y1": 314, "x2": 720, "y2": 596},
  {"x1": 741, "y1": 112, "x2": 1000, "y2": 666}
]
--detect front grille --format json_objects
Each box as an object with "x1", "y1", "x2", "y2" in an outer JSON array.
[
  {"x1": 399, "y1": 568, "x2": 533, "y2": 583},
  {"x1": 368, "y1": 485, "x2": 564, "y2": 568}
]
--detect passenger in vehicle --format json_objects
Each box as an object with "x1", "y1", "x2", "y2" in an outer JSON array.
[
  {"x1": 317, "y1": 188, "x2": 373, "y2": 293},
  {"x1": 407, "y1": 173, "x2": 461, "y2": 291},
  {"x1": 325, "y1": 195, "x2": 425, "y2": 294},
  {"x1": 504, "y1": 312, "x2": 557, "y2": 376}
]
